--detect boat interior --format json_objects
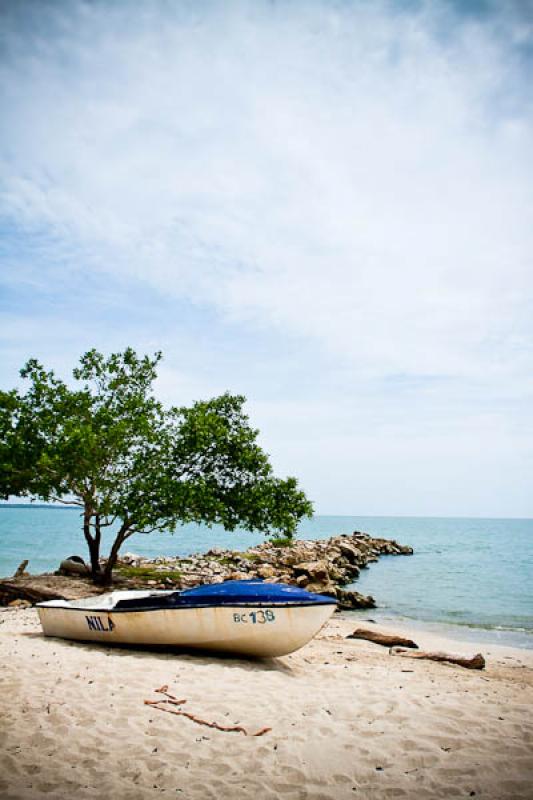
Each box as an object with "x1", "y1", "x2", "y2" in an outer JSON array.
[{"x1": 38, "y1": 590, "x2": 174, "y2": 610}]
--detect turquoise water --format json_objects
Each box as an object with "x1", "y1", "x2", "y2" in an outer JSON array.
[{"x1": 1, "y1": 507, "x2": 532, "y2": 647}]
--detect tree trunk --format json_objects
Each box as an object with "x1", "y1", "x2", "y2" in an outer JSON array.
[
  {"x1": 83, "y1": 509, "x2": 102, "y2": 582},
  {"x1": 100, "y1": 523, "x2": 130, "y2": 586}
]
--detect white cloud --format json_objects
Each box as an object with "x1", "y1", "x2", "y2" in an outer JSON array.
[{"x1": 1, "y1": 0, "x2": 532, "y2": 514}]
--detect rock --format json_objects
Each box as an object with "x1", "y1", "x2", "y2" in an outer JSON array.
[
  {"x1": 295, "y1": 574, "x2": 309, "y2": 588},
  {"x1": 276, "y1": 554, "x2": 295, "y2": 568},
  {"x1": 335, "y1": 588, "x2": 376, "y2": 610},
  {"x1": 256, "y1": 565, "x2": 276, "y2": 579},
  {"x1": 395, "y1": 542, "x2": 414, "y2": 555},
  {"x1": 338, "y1": 543, "x2": 362, "y2": 564},
  {"x1": 304, "y1": 580, "x2": 336, "y2": 594},
  {"x1": 59, "y1": 557, "x2": 89, "y2": 576},
  {"x1": 293, "y1": 560, "x2": 329, "y2": 582},
  {"x1": 328, "y1": 562, "x2": 358, "y2": 582},
  {"x1": 121, "y1": 552, "x2": 141, "y2": 565}
]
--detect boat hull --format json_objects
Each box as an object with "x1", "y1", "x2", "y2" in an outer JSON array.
[{"x1": 37, "y1": 602, "x2": 335, "y2": 657}]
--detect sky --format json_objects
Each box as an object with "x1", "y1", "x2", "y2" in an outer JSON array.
[{"x1": 0, "y1": 0, "x2": 532, "y2": 517}]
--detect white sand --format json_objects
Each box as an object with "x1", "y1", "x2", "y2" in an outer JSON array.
[{"x1": 1, "y1": 608, "x2": 532, "y2": 800}]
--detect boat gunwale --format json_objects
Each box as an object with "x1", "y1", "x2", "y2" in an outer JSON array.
[{"x1": 37, "y1": 600, "x2": 338, "y2": 612}]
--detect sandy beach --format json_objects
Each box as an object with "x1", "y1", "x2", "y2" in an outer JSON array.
[{"x1": 1, "y1": 608, "x2": 532, "y2": 800}]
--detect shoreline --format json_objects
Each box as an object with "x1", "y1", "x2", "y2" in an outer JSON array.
[
  {"x1": 2, "y1": 606, "x2": 532, "y2": 799},
  {"x1": 339, "y1": 610, "x2": 533, "y2": 658},
  {"x1": 344, "y1": 608, "x2": 533, "y2": 651}
]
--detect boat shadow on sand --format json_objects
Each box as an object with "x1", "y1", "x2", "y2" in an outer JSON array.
[{"x1": 21, "y1": 630, "x2": 297, "y2": 673}]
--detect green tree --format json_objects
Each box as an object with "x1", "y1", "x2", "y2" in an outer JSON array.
[{"x1": 0, "y1": 349, "x2": 313, "y2": 584}]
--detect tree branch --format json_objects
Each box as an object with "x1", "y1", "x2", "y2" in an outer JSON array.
[
  {"x1": 98, "y1": 515, "x2": 118, "y2": 528},
  {"x1": 126, "y1": 526, "x2": 160, "y2": 537},
  {"x1": 49, "y1": 496, "x2": 84, "y2": 507}
]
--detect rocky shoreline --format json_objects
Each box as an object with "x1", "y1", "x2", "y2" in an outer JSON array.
[
  {"x1": 0, "y1": 531, "x2": 413, "y2": 609},
  {"x1": 117, "y1": 531, "x2": 413, "y2": 609}
]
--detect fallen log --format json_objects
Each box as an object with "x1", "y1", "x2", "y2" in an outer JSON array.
[
  {"x1": 346, "y1": 628, "x2": 418, "y2": 649},
  {"x1": 0, "y1": 580, "x2": 67, "y2": 605},
  {"x1": 390, "y1": 647, "x2": 485, "y2": 670}
]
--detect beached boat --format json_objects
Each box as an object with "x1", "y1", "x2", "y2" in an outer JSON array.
[{"x1": 36, "y1": 580, "x2": 337, "y2": 657}]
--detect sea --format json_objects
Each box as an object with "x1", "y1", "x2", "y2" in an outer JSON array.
[{"x1": 1, "y1": 507, "x2": 532, "y2": 649}]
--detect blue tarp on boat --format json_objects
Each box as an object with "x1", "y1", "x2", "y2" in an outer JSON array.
[
  {"x1": 180, "y1": 580, "x2": 336, "y2": 605},
  {"x1": 114, "y1": 580, "x2": 337, "y2": 610}
]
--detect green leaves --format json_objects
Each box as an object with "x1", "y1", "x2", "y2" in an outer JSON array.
[{"x1": 0, "y1": 348, "x2": 313, "y2": 580}]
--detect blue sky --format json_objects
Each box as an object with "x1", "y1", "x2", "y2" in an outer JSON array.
[{"x1": 1, "y1": 0, "x2": 532, "y2": 517}]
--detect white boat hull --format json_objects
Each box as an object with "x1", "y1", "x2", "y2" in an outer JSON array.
[{"x1": 37, "y1": 599, "x2": 335, "y2": 657}]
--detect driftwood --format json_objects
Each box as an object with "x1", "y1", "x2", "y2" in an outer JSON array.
[
  {"x1": 145, "y1": 686, "x2": 271, "y2": 737},
  {"x1": 0, "y1": 581, "x2": 66, "y2": 606},
  {"x1": 347, "y1": 628, "x2": 418, "y2": 649},
  {"x1": 13, "y1": 560, "x2": 29, "y2": 578},
  {"x1": 390, "y1": 647, "x2": 485, "y2": 670}
]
